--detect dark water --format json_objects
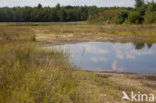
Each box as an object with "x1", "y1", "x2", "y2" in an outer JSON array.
[{"x1": 46, "y1": 42, "x2": 156, "y2": 74}]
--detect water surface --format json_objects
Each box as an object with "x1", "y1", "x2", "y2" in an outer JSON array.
[{"x1": 46, "y1": 42, "x2": 156, "y2": 74}]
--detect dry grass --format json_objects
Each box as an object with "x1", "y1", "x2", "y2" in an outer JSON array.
[
  {"x1": 73, "y1": 71, "x2": 156, "y2": 103},
  {"x1": 1, "y1": 22, "x2": 156, "y2": 43},
  {"x1": 0, "y1": 22, "x2": 156, "y2": 103},
  {"x1": 0, "y1": 42, "x2": 80, "y2": 103}
]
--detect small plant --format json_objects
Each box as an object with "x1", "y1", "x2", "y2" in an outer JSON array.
[
  {"x1": 96, "y1": 17, "x2": 104, "y2": 24},
  {"x1": 31, "y1": 35, "x2": 36, "y2": 41}
]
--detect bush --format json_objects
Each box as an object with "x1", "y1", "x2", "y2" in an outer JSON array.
[
  {"x1": 144, "y1": 12, "x2": 156, "y2": 24},
  {"x1": 146, "y1": 1, "x2": 156, "y2": 12},
  {"x1": 128, "y1": 11, "x2": 143, "y2": 24},
  {"x1": 88, "y1": 9, "x2": 123, "y2": 24},
  {"x1": 115, "y1": 17, "x2": 124, "y2": 24},
  {"x1": 115, "y1": 11, "x2": 129, "y2": 24},
  {"x1": 135, "y1": 6, "x2": 146, "y2": 15}
]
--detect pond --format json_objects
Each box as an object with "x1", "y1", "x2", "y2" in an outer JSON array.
[{"x1": 45, "y1": 42, "x2": 156, "y2": 74}]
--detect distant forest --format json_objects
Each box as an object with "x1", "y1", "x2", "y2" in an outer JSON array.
[
  {"x1": 0, "y1": 4, "x2": 131, "y2": 22},
  {"x1": 0, "y1": 0, "x2": 156, "y2": 24}
]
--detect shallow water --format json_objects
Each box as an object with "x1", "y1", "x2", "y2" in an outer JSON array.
[{"x1": 46, "y1": 42, "x2": 156, "y2": 74}]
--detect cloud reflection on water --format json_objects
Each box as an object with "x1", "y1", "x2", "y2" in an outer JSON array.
[
  {"x1": 82, "y1": 44, "x2": 109, "y2": 54},
  {"x1": 91, "y1": 57, "x2": 107, "y2": 63},
  {"x1": 51, "y1": 42, "x2": 156, "y2": 73},
  {"x1": 115, "y1": 44, "x2": 156, "y2": 60}
]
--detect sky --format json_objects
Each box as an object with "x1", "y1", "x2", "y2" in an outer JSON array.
[{"x1": 0, "y1": 0, "x2": 155, "y2": 7}]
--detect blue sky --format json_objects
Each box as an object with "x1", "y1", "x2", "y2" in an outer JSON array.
[{"x1": 0, "y1": 0, "x2": 155, "y2": 7}]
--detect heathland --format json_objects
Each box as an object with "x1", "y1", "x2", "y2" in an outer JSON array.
[
  {"x1": 0, "y1": 0, "x2": 156, "y2": 102},
  {"x1": 0, "y1": 22, "x2": 156, "y2": 103}
]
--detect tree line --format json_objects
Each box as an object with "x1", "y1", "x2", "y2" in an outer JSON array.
[
  {"x1": 0, "y1": 3, "x2": 132, "y2": 22},
  {"x1": 0, "y1": 0, "x2": 156, "y2": 24},
  {"x1": 89, "y1": 0, "x2": 156, "y2": 24},
  {"x1": 0, "y1": 4, "x2": 106, "y2": 22},
  {"x1": 115, "y1": 0, "x2": 156, "y2": 24}
]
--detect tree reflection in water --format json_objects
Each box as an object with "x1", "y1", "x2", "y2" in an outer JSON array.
[{"x1": 133, "y1": 42, "x2": 153, "y2": 50}]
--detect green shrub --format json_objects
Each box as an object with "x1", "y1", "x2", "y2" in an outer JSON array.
[
  {"x1": 146, "y1": 1, "x2": 156, "y2": 12},
  {"x1": 128, "y1": 11, "x2": 143, "y2": 24},
  {"x1": 135, "y1": 0, "x2": 145, "y2": 8},
  {"x1": 115, "y1": 11, "x2": 129, "y2": 24},
  {"x1": 136, "y1": 6, "x2": 146, "y2": 15},
  {"x1": 88, "y1": 8, "x2": 124, "y2": 24},
  {"x1": 96, "y1": 17, "x2": 104, "y2": 24},
  {"x1": 115, "y1": 17, "x2": 124, "y2": 24},
  {"x1": 144, "y1": 12, "x2": 156, "y2": 24}
]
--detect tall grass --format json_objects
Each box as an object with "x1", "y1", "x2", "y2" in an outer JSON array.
[
  {"x1": 0, "y1": 23, "x2": 93, "y2": 103},
  {"x1": 0, "y1": 42, "x2": 80, "y2": 103}
]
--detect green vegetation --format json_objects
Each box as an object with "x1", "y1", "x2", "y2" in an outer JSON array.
[
  {"x1": 88, "y1": 0, "x2": 156, "y2": 24},
  {"x1": 115, "y1": 10, "x2": 128, "y2": 24},
  {"x1": 88, "y1": 8, "x2": 128, "y2": 24},
  {"x1": 0, "y1": 0, "x2": 155, "y2": 24},
  {"x1": 144, "y1": 12, "x2": 156, "y2": 23},
  {"x1": 128, "y1": 11, "x2": 143, "y2": 24},
  {"x1": 135, "y1": 0, "x2": 145, "y2": 8},
  {"x1": 144, "y1": 1, "x2": 156, "y2": 24},
  {"x1": 0, "y1": 3, "x2": 100, "y2": 22}
]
